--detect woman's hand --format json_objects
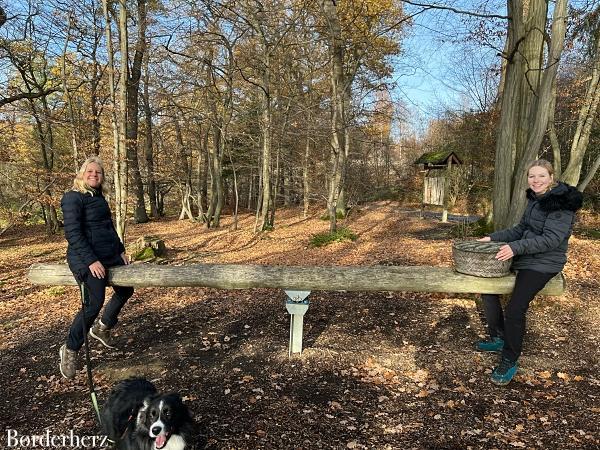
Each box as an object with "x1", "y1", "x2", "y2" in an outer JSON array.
[
  {"x1": 89, "y1": 261, "x2": 106, "y2": 278},
  {"x1": 478, "y1": 236, "x2": 491, "y2": 242},
  {"x1": 495, "y1": 244, "x2": 514, "y2": 261},
  {"x1": 121, "y1": 252, "x2": 130, "y2": 265}
]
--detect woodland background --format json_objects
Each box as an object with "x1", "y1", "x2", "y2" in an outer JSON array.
[{"x1": 0, "y1": 0, "x2": 599, "y2": 240}]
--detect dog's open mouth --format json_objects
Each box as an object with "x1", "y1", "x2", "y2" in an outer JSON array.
[{"x1": 154, "y1": 432, "x2": 171, "y2": 449}]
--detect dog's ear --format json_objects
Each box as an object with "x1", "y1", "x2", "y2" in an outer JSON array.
[
  {"x1": 166, "y1": 393, "x2": 193, "y2": 420},
  {"x1": 135, "y1": 397, "x2": 152, "y2": 428},
  {"x1": 167, "y1": 393, "x2": 184, "y2": 403}
]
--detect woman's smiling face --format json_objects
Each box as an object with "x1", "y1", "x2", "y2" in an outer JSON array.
[
  {"x1": 83, "y1": 162, "x2": 103, "y2": 189},
  {"x1": 528, "y1": 165, "x2": 553, "y2": 195}
]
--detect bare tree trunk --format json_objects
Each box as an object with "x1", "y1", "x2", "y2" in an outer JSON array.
[
  {"x1": 226, "y1": 142, "x2": 239, "y2": 230},
  {"x1": 102, "y1": 0, "x2": 120, "y2": 169},
  {"x1": 174, "y1": 115, "x2": 194, "y2": 221},
  {"x1": 61, "y1": 15, "x2": 79, "y2": 171},
  {"x1": 269, "y1": 143, "x2": 281, "y2": 226},
  {"x1": 577, "y1": 153, "x2": 600, "y2": 192},
  {"x1": 548, "y1": 77, "x2": 562, "y2": 178},
  {"x1": 207, "y1": 124, "x2": 224, "y2": 228},
  {"x1": 28, "y1": 96, "x2": 59, "y2": 234},
  {"x1": 142, "y1": 48, "x2": 158, "y2": 217},
  {"x1": 254, "y1": 149, "x2": 264, "y2": 233},
  {"x1": 114, "y1": 0, "x2": 130, "y2": 241},
  {"x1": 126, "y1": 0, "x2": 149, "y2": 224},
  {"x1": 493, "y1": 0, "x2": 566, "y2": 229},
  {"x1": 303, "y1": 136, "x2": 310, "y2": 218},
  {"x1": 104, "y1": 0, "x2": 125, "y2": 239},
  {"x1": 195, "y1": 123, "x2": 208, "y2": 222},
  {"x1": 258, "y1": 79, "x2": 273, "y2": 231},
  {"x1": 321, "y1": 0, "x2": 353, "y2": 233},
  {"x1": 561, "y1": 31, "x2": 600, "y2": 186},
  {"x1": 247, "y1": 168, "x2": 254, "y2": 210},
  {"x1": 90, "y1": 35, "x2": 102, "y2": 155}
]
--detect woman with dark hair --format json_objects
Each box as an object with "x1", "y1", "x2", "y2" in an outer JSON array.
[
  {"x1": 59, "y1": 156, "x2": 134, "y2": 380},
  {"x1": 477, "y1": 159, "x2": 583, "y2": 386}
]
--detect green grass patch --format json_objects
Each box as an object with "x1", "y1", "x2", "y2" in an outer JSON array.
[
  {"x1": 310, "y1": 227, "x2": 357, "y2": 247},
  {"x1": 320, "y1": 210, "x2": 346, "y2": 221},
  {"x1": 577, "y1": 228, "x2": 600, "y2": 239},
  {"x1": 46, "y1": 286, "x2": 66, "y2": 296},
  {"x1": 0, "y1": 318, "x2": 23, "y2": 332}
]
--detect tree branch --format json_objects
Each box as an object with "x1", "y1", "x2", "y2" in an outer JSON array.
[
  {"x1": 0, "y1": 88, "x2": 60, "y2": 108},
  {"x1": 402, "y1": 0, "x2": 509, "y2": 20}
]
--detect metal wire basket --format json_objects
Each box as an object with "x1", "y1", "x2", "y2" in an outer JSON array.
[{"x1": 452, "y1": 240, "x2": 512, "y2": 278}]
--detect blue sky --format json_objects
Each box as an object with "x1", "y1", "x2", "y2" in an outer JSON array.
[{"x1": 393, "y1": 2, "x2": 506, "y2": 133}]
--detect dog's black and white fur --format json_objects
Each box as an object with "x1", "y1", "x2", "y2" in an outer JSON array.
[{"x1": 102, "y1": 378, "x2": 195, "y2": 450}]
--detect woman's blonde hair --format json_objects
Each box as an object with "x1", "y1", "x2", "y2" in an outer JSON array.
[
  {"x1": 528, "y1": 158, "x2": 558, "y2": 189},
  {"x1": 73, "y1": 156, "x2": 106, "y2": 195}
]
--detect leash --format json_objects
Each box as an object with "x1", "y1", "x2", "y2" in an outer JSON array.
[{"x1": 78, "y1": 281, "x2": 103, "y2": 426}]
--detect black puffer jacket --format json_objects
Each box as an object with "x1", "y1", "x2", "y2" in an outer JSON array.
[
  {"x1": 490, "y1": 182, "x2": 583, "y2": 273},
  {"x1": 61, "y1": 190, "x2": 125, "y2": 275}
]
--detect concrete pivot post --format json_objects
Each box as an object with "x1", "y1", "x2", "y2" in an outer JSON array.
[{"x1": 285, "y1": 290, "x2": 311, "y2": 356}]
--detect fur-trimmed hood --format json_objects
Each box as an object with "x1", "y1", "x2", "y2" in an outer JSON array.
[{"x1": 526, "y1": 182, "x2": 583, "y2": 212}]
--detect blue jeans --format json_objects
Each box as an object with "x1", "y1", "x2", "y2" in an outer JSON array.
[
  {"x1": 482, "y1": 269, "x2": 557, "y2": 362},
  {"x1": 66, "y1": 260, "x2": 134, "y2": 351}
]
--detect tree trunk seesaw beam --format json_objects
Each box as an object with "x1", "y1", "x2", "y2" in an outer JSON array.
[
  {"x1": 27, "y1": 263, "x2": 565, "y2": 295},
  {"x1": 28, "y1": 264, "x2": 565, "y2": 355}
]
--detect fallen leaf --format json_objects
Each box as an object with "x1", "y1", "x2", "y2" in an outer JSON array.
[{"x1": 557, "y1": 372, "x2": 570, "y2": 382}]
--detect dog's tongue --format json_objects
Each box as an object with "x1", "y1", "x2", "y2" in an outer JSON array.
[{"x1": 155, "y1": 434, "x2": 167, "y2": 449}]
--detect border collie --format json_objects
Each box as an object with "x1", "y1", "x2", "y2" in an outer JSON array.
[{"x1": 102, "y1": 378, "x2": 195, "y2": 450}]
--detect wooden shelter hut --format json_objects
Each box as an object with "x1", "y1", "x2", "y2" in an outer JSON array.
[{"x1": 414, "y1": 149, "x2": 462, "y2": 222}]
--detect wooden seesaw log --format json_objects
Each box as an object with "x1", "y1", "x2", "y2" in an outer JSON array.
[
  {"x1": 27, "y1": 263, "x2": 565, "y2": 355},
  {"x1": 27, "y1": 263, "x2": 565, "y2": 296}
]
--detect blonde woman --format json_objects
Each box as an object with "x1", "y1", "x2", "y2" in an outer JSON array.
[
  {"x1": 477, "y1": 159, "x2": 583, "y2": 385},
  {"x1": 59, "y1": 156, "x2": 133, "y2": 379}
]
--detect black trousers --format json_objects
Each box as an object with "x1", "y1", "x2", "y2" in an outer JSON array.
[
  {"x1": 482, "y1": 269, "x2": 557, "y2": 362},
  {"x1": 66, "y1": 261, "x2": 134, "y2": 351}
]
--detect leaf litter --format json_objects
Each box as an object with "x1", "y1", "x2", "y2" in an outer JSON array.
[{"x1": 0, "y1": 203, "x2": 598, "y2": 448}]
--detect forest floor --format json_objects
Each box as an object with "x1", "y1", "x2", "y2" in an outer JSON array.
[{"x1": 0, "y1": 201, "x2": 599, "y2": 450}]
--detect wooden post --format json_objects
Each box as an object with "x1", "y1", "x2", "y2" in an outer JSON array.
[
  {"x1": 441, "y1": 158, "x2": 453, "y2": 223},
  {"x1": 420, "y1": 167, "x2": 429, "y2": 219}
]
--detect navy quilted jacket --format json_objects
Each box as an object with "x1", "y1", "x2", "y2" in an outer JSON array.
[
  {"x1": 490, "y1": 182, "x2": 583, "y2": 273},
  {"x1": 61, "y1": 190, "x2": 125, "y2": 275}
]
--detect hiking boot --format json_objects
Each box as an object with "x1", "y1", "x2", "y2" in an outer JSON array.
[
  {"x1": 59, "y1": 344, "x2": 78, "y2": 379},
  {"x1": 476, "y1": 336, "x2": 504, "y2": 353},
  {"x1": 89, "y1": 320, "x2": 116, "y2": 349},
  {"x1": 491, "y1": 357, "x2": 518, "y2": 386}
]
